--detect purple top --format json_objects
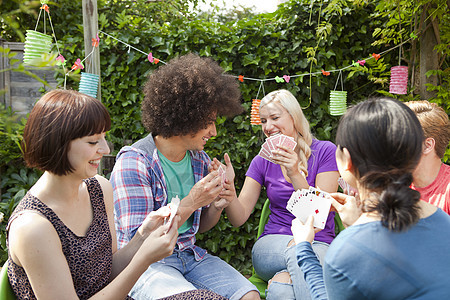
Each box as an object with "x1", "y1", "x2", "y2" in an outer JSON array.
[{"x1": 246, "y1": 139, "x2": 338, "y2": 244}]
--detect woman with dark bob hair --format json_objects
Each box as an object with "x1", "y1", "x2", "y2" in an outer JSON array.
[
  {"x1": 6, "y1": 89, "x2": 225, "y2": 299},
  {"x1": 291, "y1": 97, "x2": 450, "y2": 299}
]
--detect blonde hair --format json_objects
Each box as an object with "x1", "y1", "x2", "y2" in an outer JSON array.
[
  {"x1": 405, "y1": 100, "x2": 450, "y2": 159},
  {"x1": 260, "y1": 89, "x2": 313, "y2": 175}
]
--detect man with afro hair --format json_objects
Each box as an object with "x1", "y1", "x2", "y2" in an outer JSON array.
[{"x1": 111, "y1": 53, "x2": 259, "y2": 300}]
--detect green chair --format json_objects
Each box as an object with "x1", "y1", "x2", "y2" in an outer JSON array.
[
  {"x1": 248, "y1": 199, "x2": 271, "y2": 298},
  {"x1": 248, "y1": 199, "x2": 346, "y2": 299},
  {"x1": 0, "y1": 261, "x2": 16, "y2": 300}
]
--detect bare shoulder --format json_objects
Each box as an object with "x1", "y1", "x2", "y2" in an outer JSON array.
[
  {"x1": 94, "y1": 174, "x2": 113, "y2": 211},
  {"x1": 94, "y1": 174, "x2": 112, "y2": 193},
  {"x1": 9, "y1": 211, "x2": 55, "y2": 239},
  {"x1": 9, "y1": 212, "x2": 60, "y2": 265}
]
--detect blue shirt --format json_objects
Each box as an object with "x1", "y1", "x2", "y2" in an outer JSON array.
[{"x1": 296, "y1": 208, "x2": 450, "y2": 299}]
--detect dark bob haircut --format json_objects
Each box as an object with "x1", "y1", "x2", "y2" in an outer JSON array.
[
  {"x1": 141, "y1": 53, "x2": 244, "y2": 138},
  {"x1": 22, "y1": 89, "x2": 111, "y2": 176},
  {"x1": 336, "y1": 97, "x2": 424, "y2": 231}
]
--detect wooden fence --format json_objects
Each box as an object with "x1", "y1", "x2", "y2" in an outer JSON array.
[{"x1": 0, "y1": 39, "x2": 57, "y2": 115}]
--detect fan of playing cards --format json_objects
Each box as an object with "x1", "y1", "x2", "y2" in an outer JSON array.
[
  {"x1": 287, "y1": 187, "x2": 332, "y2": 229},
  {"x1": 258, "y1": 134, "x2": 297, "y2": 163},
  {"x1": 338, "y1": 177, "x2": 358, "y2": 194}
]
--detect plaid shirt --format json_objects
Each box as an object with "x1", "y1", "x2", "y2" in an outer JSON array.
[{"x1": 110, "y1": 134, "x2": 211, "y2": 260}]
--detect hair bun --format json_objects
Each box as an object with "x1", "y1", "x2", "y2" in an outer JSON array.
[{"x1": 377, "y1": 175, "x2": 420, "y2": 231}]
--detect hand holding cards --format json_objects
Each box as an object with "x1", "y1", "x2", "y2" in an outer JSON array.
[
  {"x1": 286, "y1": 187, "x2": 332, "y2": 229},
  {"x1": 258, "y1": 134, "x2": 297, "y2": 163},
  {"x1": 165, "y1": 195, "x2": 180, "y2": 232},
  {"x1": 217, "y1": 165, "x2": 226, "y2": 187},
  {"x1": 338, "y1": 177, "x2": 358, "y2": 195}
]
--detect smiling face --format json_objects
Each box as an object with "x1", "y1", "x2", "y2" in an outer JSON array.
[
  {"x1": 260, "y1": 101, "x2": 297, "y2": 138},
  {"x1": 180, "y1": 113, "x2": 218, "y2": 152},
  {"x1": 67, "y1": 132, "x2": 110, "y2": 179}
]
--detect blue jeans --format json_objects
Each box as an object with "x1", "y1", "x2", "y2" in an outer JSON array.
[
  {"x1": 129, "y1": 248, "x2": 258, "y2": 300},
  {"x1": 252, "y1": 234, "x2": 329, "y2": 300}
]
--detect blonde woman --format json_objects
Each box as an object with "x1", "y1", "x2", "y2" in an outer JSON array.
[{"x1": 220, "y1": 89, "x2": 339, "y2": 300}]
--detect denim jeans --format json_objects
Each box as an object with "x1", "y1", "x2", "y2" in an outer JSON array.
[
  {"x1": 252, "y1": 234, "x2": 329, "y2": 300},
  {"x1": 129, "y1": 248, "x2": 258, "y2": 300}
]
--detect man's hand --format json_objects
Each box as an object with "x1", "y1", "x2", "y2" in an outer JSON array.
[{"x1": 186, "y1": 171, "x2": 222, "y2": 210}]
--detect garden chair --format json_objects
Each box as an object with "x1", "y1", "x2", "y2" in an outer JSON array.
[
  {"x1": 0, "y1": 261, "x2": 16, "y2": 299},
  {"x1": 248, "y1": 198, "x2": 271, "y2": 298},
  {"x1": 248, "y1": 199, "x2": 346, "y2": 299}
]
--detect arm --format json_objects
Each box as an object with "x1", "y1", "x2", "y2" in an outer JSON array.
[
  {"x1": 224, "y1": 176, "x2": 262, "y2": 227},
  {"x1": 98, "y1": 175, "x2": 173, "y2": 280},
  {"x1": 90, "y1": 219, "x2": 179, "y2": 300},
  {"x1": 8, "y1": 182, "x2": 179, "y2": 300},
  {"x1": 315, "y1": 171, "x2": 339, "y2": 193},
  {"x1": 9, "y1": 214, "x2": 176, "y2": 300},
  {"x1": 291, "y1": 217, "x2": 328, "y2": 300},
  {"x1": 9, "y1": 213, "x2": 81, "y2": 299},
  {"x1": 296, "y1": 242, "x2": 328, "y2": 300}
]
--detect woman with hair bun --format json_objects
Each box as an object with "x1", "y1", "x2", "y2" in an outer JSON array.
[{"x1": 291, "y1": 97, "x2": 450, "y2": 299}]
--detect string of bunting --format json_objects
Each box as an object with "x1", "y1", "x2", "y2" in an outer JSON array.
[
  {"x1": 24, "y1": 1, "x2": 414, "y2": 124},
  {"x1": 91, "y1": 31, "x2": 412, "y2": 122}
]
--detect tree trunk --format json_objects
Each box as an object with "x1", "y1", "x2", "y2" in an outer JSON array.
[
  {"x1": 419, "y1": 9, "x2": 440, "y2": 100},
  {"x1": 82, "y1": 0, "x2": 101, "y2": 100}
]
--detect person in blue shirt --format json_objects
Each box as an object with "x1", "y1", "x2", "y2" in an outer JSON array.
[{"x1": 291, "y1": 97, "x2": 450, "y2": 300}]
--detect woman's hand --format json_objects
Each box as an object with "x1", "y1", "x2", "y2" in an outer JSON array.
[
  {"x1": 209, "y1": 153, "x2": 236, "y2": 185},
  {"x1": 291, "y1": 216, "x2": 321, "y2": 244},
  {"x1": 137, "y1": 206, "x2": 172, "y2": 239},
  {"x1": 138, "y1": 216, "x2": 180, "y2": 263},
  {"x1": 330, "y1": 192, "x2": 362, "y2": 227},
  {"x1": 271, "y1": 145, "x2": 302, "y2": 178},
  {"x1": 210, "y1": 153, "x2": 237, "y2": 210}
]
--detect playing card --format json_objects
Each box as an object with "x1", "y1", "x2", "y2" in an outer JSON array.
[
  {"x1": 166, "y1": 195, "x2": 180, "y2": 228},
  {"x1": 258, "y1": 134, "x2": 297, "y2": 163},
  {"x1": 268, "y1": 135, "x2": 282, "y2": 152},
  {"x1": 309, "y1": 193, "x2": 332, "y2": 229},
  {"x1": 309, "y1": 186, "x2": 330, "y2": 198},
  {"x1": 258, "y1": 147, "x2": 273, "y2": 162},
  {"x1": 280, "y1": 136, "x2": 297, "y2": 151},
  {"x1": 338, "y1": 177, "x2": 358, "y2": 194},
  {"x1": 262, "y1": 141, "x2": 273, "y2": 155},
  {"x1": 218, "y1": 165, "x2": 226, "y2": 186},
  {"x1": 287, "y1": 187, "x2": 332, "y2": 229},
  {"x1": 287, "y1": 190, "x2": 301, "y2": 212}
]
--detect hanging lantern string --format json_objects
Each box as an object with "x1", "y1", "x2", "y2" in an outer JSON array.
[
  {"x1": 255, "y1": 80, "x2": 265, "y2": 100},
  {"x1": 98, "y1": 30, "x2": 167, "y2": 65},
  {"x1": 334, "y1": 70, "x2": 344, "y2": 91},
  {"x1": 227, "y1": 36, "x2": 413, "y2": 84},
  {"x1": 63, "y1": 46, "x2": 96, "y2": 88},
  {"x1": 33, "y1": 3, "x2": 62, "y2": 56},
  {"x1": 96, "y1": 30, "x2": 411, "y2": 85},
  {"x1": 65, "y1": 30, "x2": 413, "y2": 99},
  {"x1": 34, "y1": 8, "x2": 42, "y2": 31},
  {"x1": 46, "y1": 9, "x2": 61, "y2": 55}
]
